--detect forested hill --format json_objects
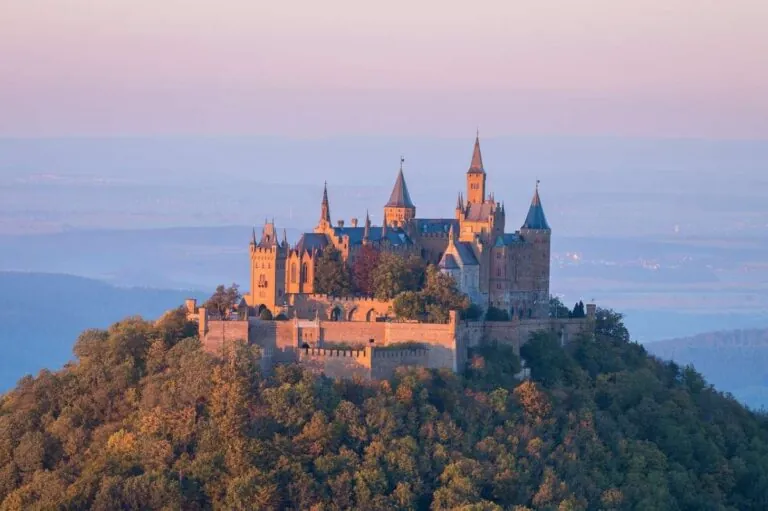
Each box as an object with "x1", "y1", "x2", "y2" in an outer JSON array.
[
  {"x1": 2, "y1": 309, "x2": 768, "y2": 510},
  {"x1": 646, "y1": 328, "x2": 768, "y2": 410}
]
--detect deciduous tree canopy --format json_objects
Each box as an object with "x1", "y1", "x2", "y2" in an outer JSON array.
[{"x1": 2, "y1": 307, "x2": 768, "y2": 510}]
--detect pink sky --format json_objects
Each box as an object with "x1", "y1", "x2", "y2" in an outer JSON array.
[{"x1": 1, "y1": 0, "x2": 767, "y2": 138}]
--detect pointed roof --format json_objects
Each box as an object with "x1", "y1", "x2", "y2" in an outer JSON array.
[
  {"x1": 385, "y1": 168, "x2": 415, "y2": 208},
  {"x1": 467, "y1": 133, "x2": 485, "y2": 174},
  {"x1": 522, "y1": 181, "x2": 551, "y2": 230},
  {"x1": 456, "y1": 192, "x2": 463, "y2": 210},
  {"x1": 363, "y1": 210, "x2": 371, "y2": 239},
  {"x1": 320, "y1": 181, "x2": 331, "y2": 223}
]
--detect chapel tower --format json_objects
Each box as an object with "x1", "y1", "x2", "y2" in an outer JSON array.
[{"x1": 466, "y1": 134, "x2": 486, "y2": 205}]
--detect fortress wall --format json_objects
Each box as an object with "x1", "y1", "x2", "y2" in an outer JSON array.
[
  {"x1": 321, "y1": 321, "x2": 387, "y2": 346},
  {"x1": 471, "y1": 317, "x2": 592, "y2": 354},
  {"x1": 384, "y1": 322, "x2": 457, "y2": 370},
  {"x1": 371, "y1": 348, "x2": 431, "y2": 380},
  {"x1": 299, "y1": 347, "x2": 372, "y2": 380},
  {"x1": 249, "y1": 320, "x2": 298, "y2": 363},
  {"x1": 200, "y1": 320, "x2": 249, "y2": 355}
]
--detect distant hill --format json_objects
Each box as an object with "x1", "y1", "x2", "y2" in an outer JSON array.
[
  {"x1": 0, "y1": 271, "x2": 203, "y2": 391},
  {"x1": 646, "y1": 328, "x2": 768, "y2": 409}
]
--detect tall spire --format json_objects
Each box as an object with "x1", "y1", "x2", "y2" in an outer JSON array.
[
  {"x1": 522, "y1": 180, "x2": 550, "y2": 230},
  {"x1": 282, "y1": 228, "x2": 288, "y2": 247},
  {"x1": 448, "y1": 223, "x2": 455, "y2": 243},
  {"x1": 468, "y1": 132, "x2": 485, "y2": 174},
  {"x1": 320, "y1": 181, "x2": 331, "y2": 225},
  {"x1": 363, "y1": 210, "x2": 371, "y2": 241},
  {"x1": 251, "y1": 227, "x2": 257, "y2": 245},
  {"x1": 456, "y1": 192, "x2": 463, "y2": 210}
]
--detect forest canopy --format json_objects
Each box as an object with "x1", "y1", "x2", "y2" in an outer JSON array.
[{"x1": 1, "y1": 306, "x2": 768, "y2": 510}]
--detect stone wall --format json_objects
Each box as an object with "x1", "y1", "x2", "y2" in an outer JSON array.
[
  {"x1": 200, "y1": 319, "x2": 249, "y2": 354},
  {"x1": 197, "y1": 305, "x2": 595, "y2": 379},
  {"x1": 371, "y1": 348, "x2": 431, "y2": 380},
  {"x1": 288, "y1": 294, "x2": 392, "y2": 322},
  {"x1": 299, "y1": 347, "x2": 372, "y2": 380}
]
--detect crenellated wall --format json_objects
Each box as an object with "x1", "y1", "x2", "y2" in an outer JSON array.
[
  {"x1": 196, "y1": 305, "x2": 595, "y2": 379},
  {"x1": 299, "y1": 347, "x2": 372, "y2": 380}
]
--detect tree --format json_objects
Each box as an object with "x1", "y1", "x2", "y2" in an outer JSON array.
[
  {"x1": 595, "y1": 307, "x2": 630, "y2": 343},
  {"x1": 549, "y1": 296, "x2": 571, "y2": 318},
  {"x1": 371, "y1": 252, "x2": 412, "y2": 300},
  {"x1": 420, "y1": 265, "x2": 470, "y2": 323},
  {"x1": 393, "y1": 291, "x2": 425, "y2": 320},
  {"x1": 314, "y1": 245, "x2": 352, "y2": 296},
  {"x1": 204, "y1": 284, "x2": 241, "y2": 319},
  {"x1": 485, "y1": 306, "x2": 510, "y2": 321},
  {"x1": 352, "y1": 245, "x2": 380, "y2": 296}
]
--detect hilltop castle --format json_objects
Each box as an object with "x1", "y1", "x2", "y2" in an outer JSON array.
[
  {"x1": 188, "y1": 134, "x2": 594, "y2": 380},
  {"x1": 245, "y1": 134, "x2": 551, "y2": 321}
]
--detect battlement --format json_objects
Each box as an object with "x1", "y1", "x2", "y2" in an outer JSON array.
[
  {"x1": 302, "y1": 347, "x2": 370, "y2": 359},
  {"x1": 305, "y1": 294, "x2": 382, "y2": 304},
  {"x1": 372, "y1": 347, "x2": 429, "y2": 358}
]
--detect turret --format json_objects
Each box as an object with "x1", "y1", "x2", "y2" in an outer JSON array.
[
  {"x1": 455, "y1": 192, "x2": 464, "y2": 221},
  {"x1": 520, "y1": 181, "x2": 551, "y2": 317},
  {"x1": 384, "y1": 157, "x2": 416, "y2": 227}
]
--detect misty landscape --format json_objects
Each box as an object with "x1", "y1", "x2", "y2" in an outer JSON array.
[{"x1": 2, "y1": 136, "x2": 768, "y2": 405}]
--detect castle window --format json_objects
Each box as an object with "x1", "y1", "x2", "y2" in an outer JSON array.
[
  {"x1": 301, "y1": 263, "x2": 309, "y2": 283},
  {"x1": 290, "y1": 263, "x2": 297, "y2": 283}
]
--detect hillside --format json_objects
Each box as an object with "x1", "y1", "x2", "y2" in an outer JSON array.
[
  {"x1": 0, "y1": 272, "x2": 202, "y2": 391},
  {"x1": 646, "y1": 328, "x2": 768, "y2": 410},
  {"x1": 2, "y1": 310, "x2": 768, "y2": 509}
]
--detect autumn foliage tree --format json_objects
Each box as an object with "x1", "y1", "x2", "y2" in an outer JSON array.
[
  {"x1": 2, "y1": 306, "x2": 768, "y2": 510},
  {"x1": 203, "y1": 283, "x2": 241, "y2": 319},
  {"x1": 351, "y1": 245, "x2": 380, "y2": 296}
]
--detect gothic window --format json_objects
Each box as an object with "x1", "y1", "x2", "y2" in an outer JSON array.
[
  {"x1": 290, "y1": 263, "x2": 297, "y2": 283},
  {"x1": 496, "y1": 268, "x2": 501, "y2": 277},
  {"x1": 258, "y1": 274, "x2": 268, "y2": 288},
  {"x1": 301, "y1": 263, "x2": 309, "y2": 283}
]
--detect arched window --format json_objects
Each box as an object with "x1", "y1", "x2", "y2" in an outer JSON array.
[
  {"x1": 290, "y1": 263, "x2": 297, "y2": 283},
  {"x1": 301, "y1": 263, "x2": 309, "y2": 283}
]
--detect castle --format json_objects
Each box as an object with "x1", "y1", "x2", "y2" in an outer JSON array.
[
  {"x1": 190, "y1": 135, "x2": 594, "y2": 379},
  {"x1": 245, "y1": 134, "x2": 551, "y2": 321}
]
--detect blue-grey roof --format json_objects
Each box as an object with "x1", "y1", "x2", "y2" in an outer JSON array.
[
  {"x1": 495, "y1": 233, "x2": 523, "y2": 247},
  {"x1": 522, "y1": 188, "x2": 550, "y2": 230},
  {"x1": 332, "y1": 226, "x2": 412, "y2": 247},
  {"x1": 385, "y1": 169, "x2": 415, "y2": 208},
  {"x1": 455, "y1": 242, "x2": 479, "y2": 266},
  {"x1": 295, "y1": 233, "x2": 329, "y2": 254},
  {"x1": 439, "y1": 254, "x2": 459, "y2": 270},
  {"x1": 414, "y1": 218, "x2": 458, "y2": 234}
]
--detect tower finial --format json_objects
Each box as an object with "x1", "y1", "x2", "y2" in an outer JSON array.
[
  {"x1": 252, "y1": 227, "x2": 257, "y2": 245},
  {"x1": 400, "y1": 155, "x2": 405, "y2": 171},
  {"x1": 319, "y1": 181, "x2": 331, "y2": 227}
]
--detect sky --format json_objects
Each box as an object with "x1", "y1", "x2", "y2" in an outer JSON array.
[{"x1": 1, "y1": 0, "x2": 767, "y2": 138}]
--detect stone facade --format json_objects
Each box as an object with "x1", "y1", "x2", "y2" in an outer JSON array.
[
  {"x1": 190, "y1": 304, "x2": 597, "y2": 380},
  {"x1": 243, "y1": 134, "x2": 551, "y2": 320}
]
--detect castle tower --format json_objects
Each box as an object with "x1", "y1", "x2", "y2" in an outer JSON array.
[
  {"x1": 315, "y1": 182, "x2": 332, "y2": 233},
  {"x1": 384, "y1": 159, "x2": 416, "y2": 227},
  {"x1": 466, "y1": 134, "x2": 486, "y2": 205},
  {"x1": 248, "y1": 219, "x2": 288, "y2": 313},
  {"x1": 455, "y1": 192, "x2": 464, "y2": 221},
  {"x1": 520, "y1": 181, "x2": 551, "y2": 317}
]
